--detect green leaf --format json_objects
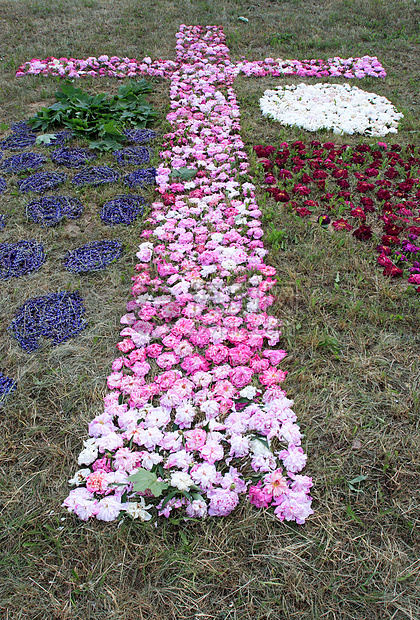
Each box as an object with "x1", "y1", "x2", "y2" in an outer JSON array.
[
  {"x1": 170, "y1": 167, "x2": 197, "y2": 181},
  {"x1": 35, "y1": 133, "x2": 57, "y2": 145},
  {"x1": 348, "y1": 475, "x2": 368, "y2": 492},
  {"x1": 129, "y1": 468, "x2": 168, "y2": 498},
  {"x1": 159, "y1": 489, "x2": 178, "y2": 510}
]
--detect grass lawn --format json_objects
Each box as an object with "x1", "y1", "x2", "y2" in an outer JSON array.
[{"x1": 0, "y1": 1, "x2": 419, "y2": 618}]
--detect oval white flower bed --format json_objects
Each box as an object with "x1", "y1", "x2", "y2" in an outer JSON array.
[{"x1": 259, "y1": 83, "x2": 403, "y2": 136}]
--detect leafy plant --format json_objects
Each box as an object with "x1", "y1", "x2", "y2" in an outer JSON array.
[
  {"x1": 28, "y1": 80, "x2": 157, "y2": 151},
  {"x1": 129, "y1": 468, "x2": 168, "y2": 497}
]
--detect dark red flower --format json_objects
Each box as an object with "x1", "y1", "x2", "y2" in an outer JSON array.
[
  {"x1": 332, "y1": 168, "x2": 348, "y2": 179},
  {"x1": 293, "y1": 183, "x2": 311, "y2": 196},
  {"x1": 323, "y1": 142, "x2": 335, "y2": 149},
  {"x1": 382, "y1": 234, "x2": 401, "y2": 245},
  {"x1": 351, "y1": 154, "x2": 366, "y2": 164},
  {"x1": 163, "y1": 193, "x2": 176, "y2": 205},
  {"x1": 383, "y1": 265, "x2": 403, "y2": 277},
  {"x1": 316, "y1": 180, "x2": 326, "y2": 191},
  {"x1": 357, "y1": 181, "x2": 375, "y2": 192},
  {"x1": 365, "y1": 168, "x2": 379, "y2": 177},
  {"x1": 398, "y1": 180, "x2": 415, "y2": 192},
  {"x1": 361, "y1": 197, "x2": 375, "y2": 212},
  {"x1": 254, "y1": 145, "x2": 276, "y2": 157},
  {"x1": 278, "y1": 168, "x2": 293, "y2": 179},
  {"x1": 271, "y1": 189, "x2": 290, "y2": 202},
  {"x1": 351, "y1": 206, "x2": 366, "y2": 220},
  {"x1": 376, "y1": 189, "x2": 391, "y2": 201},
  {"x1": 332, "y1": 218, "x2": 353, "y2": 231},
  {"x1": 313, "y1": 170, "x2": 327, "y2": 180},
  {"x1": 260, "y1": 158, "x2": 274, "y2": 171},
  {"x1": 353, "y1": 224, "x2": 373, "y2": 240},
  {"x1": 337, "y1": 179, "x2": 350, "y2": 189},
  {"x1": 264, "y1": 174, "x2": 276, "y2": 184},
  {"x1": 295, "y1": 207, "x2": 312, "y2": 217},
  {"x1": 356, "y1": 144, "x2": 371, "y2": 153},
  {"x1": 390, "y1": 144, "x2": 402, "y2": 152},
  {"x1": 376, "y1": 245, "x2": 392, "y2": 255},
  {"x1": 385, "y1": 167, "x2": 399, "y2": 179},
  {"x1": 301, "y1": 173, "x2": 313, "y2": 184},
  {"x1": 384, "y1": 223, "x2": 404, "y2": 236},
  {"x1": 377, "y1": 253, "x2": 393, "y2": 267}
]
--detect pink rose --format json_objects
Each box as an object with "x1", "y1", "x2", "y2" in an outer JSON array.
[
  {"x1": 230, "y1": 366, "x2": 253, "y2": 388},
  {"x1": 207, "y1": 488, "x2": 239, "y2": 516},
  {"x1": 205, "y1": 344, "x2": 229, "y2": 364},
  {"x1": 156, "y1": 352, "x2": 180, "y2": 369},
  {"x1": 185, "y1": 428, "x2": 207, "y2": 450},
  {"x1": 146, "y1": 344, "x2": 163, "y2": 358}
]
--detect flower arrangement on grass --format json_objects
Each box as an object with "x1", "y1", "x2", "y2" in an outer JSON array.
[
  {"x1": 0, "y1": 372, "x2": 17, "y2": 408},
  {"x1": 123, "y1": 128, "x2": 156, "y2": 144},
  {"x1": 99, "y1": 194, "x2": 146, "y2": 226},
  {"x1": 260, "y1": 83, "x2": 403, "y2": 137},
  {"x1": 254, "y1": 140, "x2": 420, "y2": 289},
  {"x1": 0, "y1": 240, "x2": 45, "y2": 279},
  {"x1": 17, "y1": 171, "x2": 66, "y2": 193},
  {"x1": 15, "y1": 52, "x2": 386, "y2": 80},
  {"x1": 113, "y1": 146, "x2": 151, "y2": 166},
  {"x1": 10, "y1": 290, "x2": 87, "y2": 352},
  {"x1": 63, "y1": 240, "x2": 124, "y2": 273},
  {"x1": 72, "y1": 166, "x2": 119, "y2": 187},
  {"x1": 124, "y1": 167, "x2": 156, "y2": 188},
  {"x1": 63, "y1": 24, "x2": 312, "y2": 526},
  {"x1": 1, "y1": 152, "x2": 46, "y2": 174},
  {"x1": 1, "y1": 122, "x2": 37, "y2": 150},
  {"x1": 51, "y1": 147, "x2": 96, "y2": 168},
  {"x1": 27, "y1": 195, "x2": 84, "y2": 226}
]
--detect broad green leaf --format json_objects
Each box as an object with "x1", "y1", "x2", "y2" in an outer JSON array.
[
  {"x1": 35, "y1": 134, "x2": 57, "y2": 145},
  {"x1": 170, "y1": 167, "x2": 197, "y2": 181},
  {"x1": 129, "y1": 468, "x2": 168, "y2": 497}
]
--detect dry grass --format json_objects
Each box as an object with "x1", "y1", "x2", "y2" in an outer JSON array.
[{"x1": 0, "y1": 1, "x2": 419, "y2": 618}]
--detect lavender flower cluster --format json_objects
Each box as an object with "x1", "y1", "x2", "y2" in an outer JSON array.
[
  {"x1": 113, "y1": 146, "x2": 151, "y2": 166},
  {"x1": 63, "y1": 240, "x2": 124, "y2": 273},
  {"x1": 18, "y1": 171, "x2": 67, "y2": 193},
  {"x1": 99, "y1": 194, "x2": 145, "y2": 226},
  {"x1": 1, "y1": 121, "x2": 37, "y2": 151},
  {"x1": 0, "y1": 372, "x2": 17, "y2": 407},
  {"x1": 124, "y1": 167, "x2": 156, "y2": 188},
  {"x1": 1, "y1": 152, "x2": 46, "y2": 174},
  {"x1": 27, "y1": 195, "x2": 84, "y2": 226},
  {"x1": 123, "y1": 128, "x2": 156, "y2": 144},
  {"x1": 0, "y1": 177, "x2": 6, "y2": 193},
  {"x1": 0, "y1": 239, "x2": 45, "y2": 279},
  {"x1": 42, "y1": 130, "x2": 73, "y2": 147},
  {"x1": 10, "y1": 290, "x2": 87, "y2": 352},
  {"x1": 72, "y1": 166, "x2": 120, "y2": 186},
  {"x1": 51, "y1": 147, "x2": 96, "y2": 168}
]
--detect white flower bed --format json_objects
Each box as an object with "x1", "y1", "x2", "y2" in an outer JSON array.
[{"x1": 259, "y1": 83, "x2": 403, "y2": 136}]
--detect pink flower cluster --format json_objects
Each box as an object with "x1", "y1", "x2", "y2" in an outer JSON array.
[
  {"x1": 235, "y1": 56, "x2": 386, "y2": 79},
  {"x1": 15, "y1": 40, "x2": 385, "y2": 81},
  {"x1": 15, "y1": 54, "x2": 177, "y2": 79},
  {"x1": 63, "y1": 25, "x2": 313, "y2": 525}
]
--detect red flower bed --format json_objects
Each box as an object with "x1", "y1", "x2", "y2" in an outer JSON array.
[{"x1": 254, "y1": 141, "x2": 420, "y2": 290}]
